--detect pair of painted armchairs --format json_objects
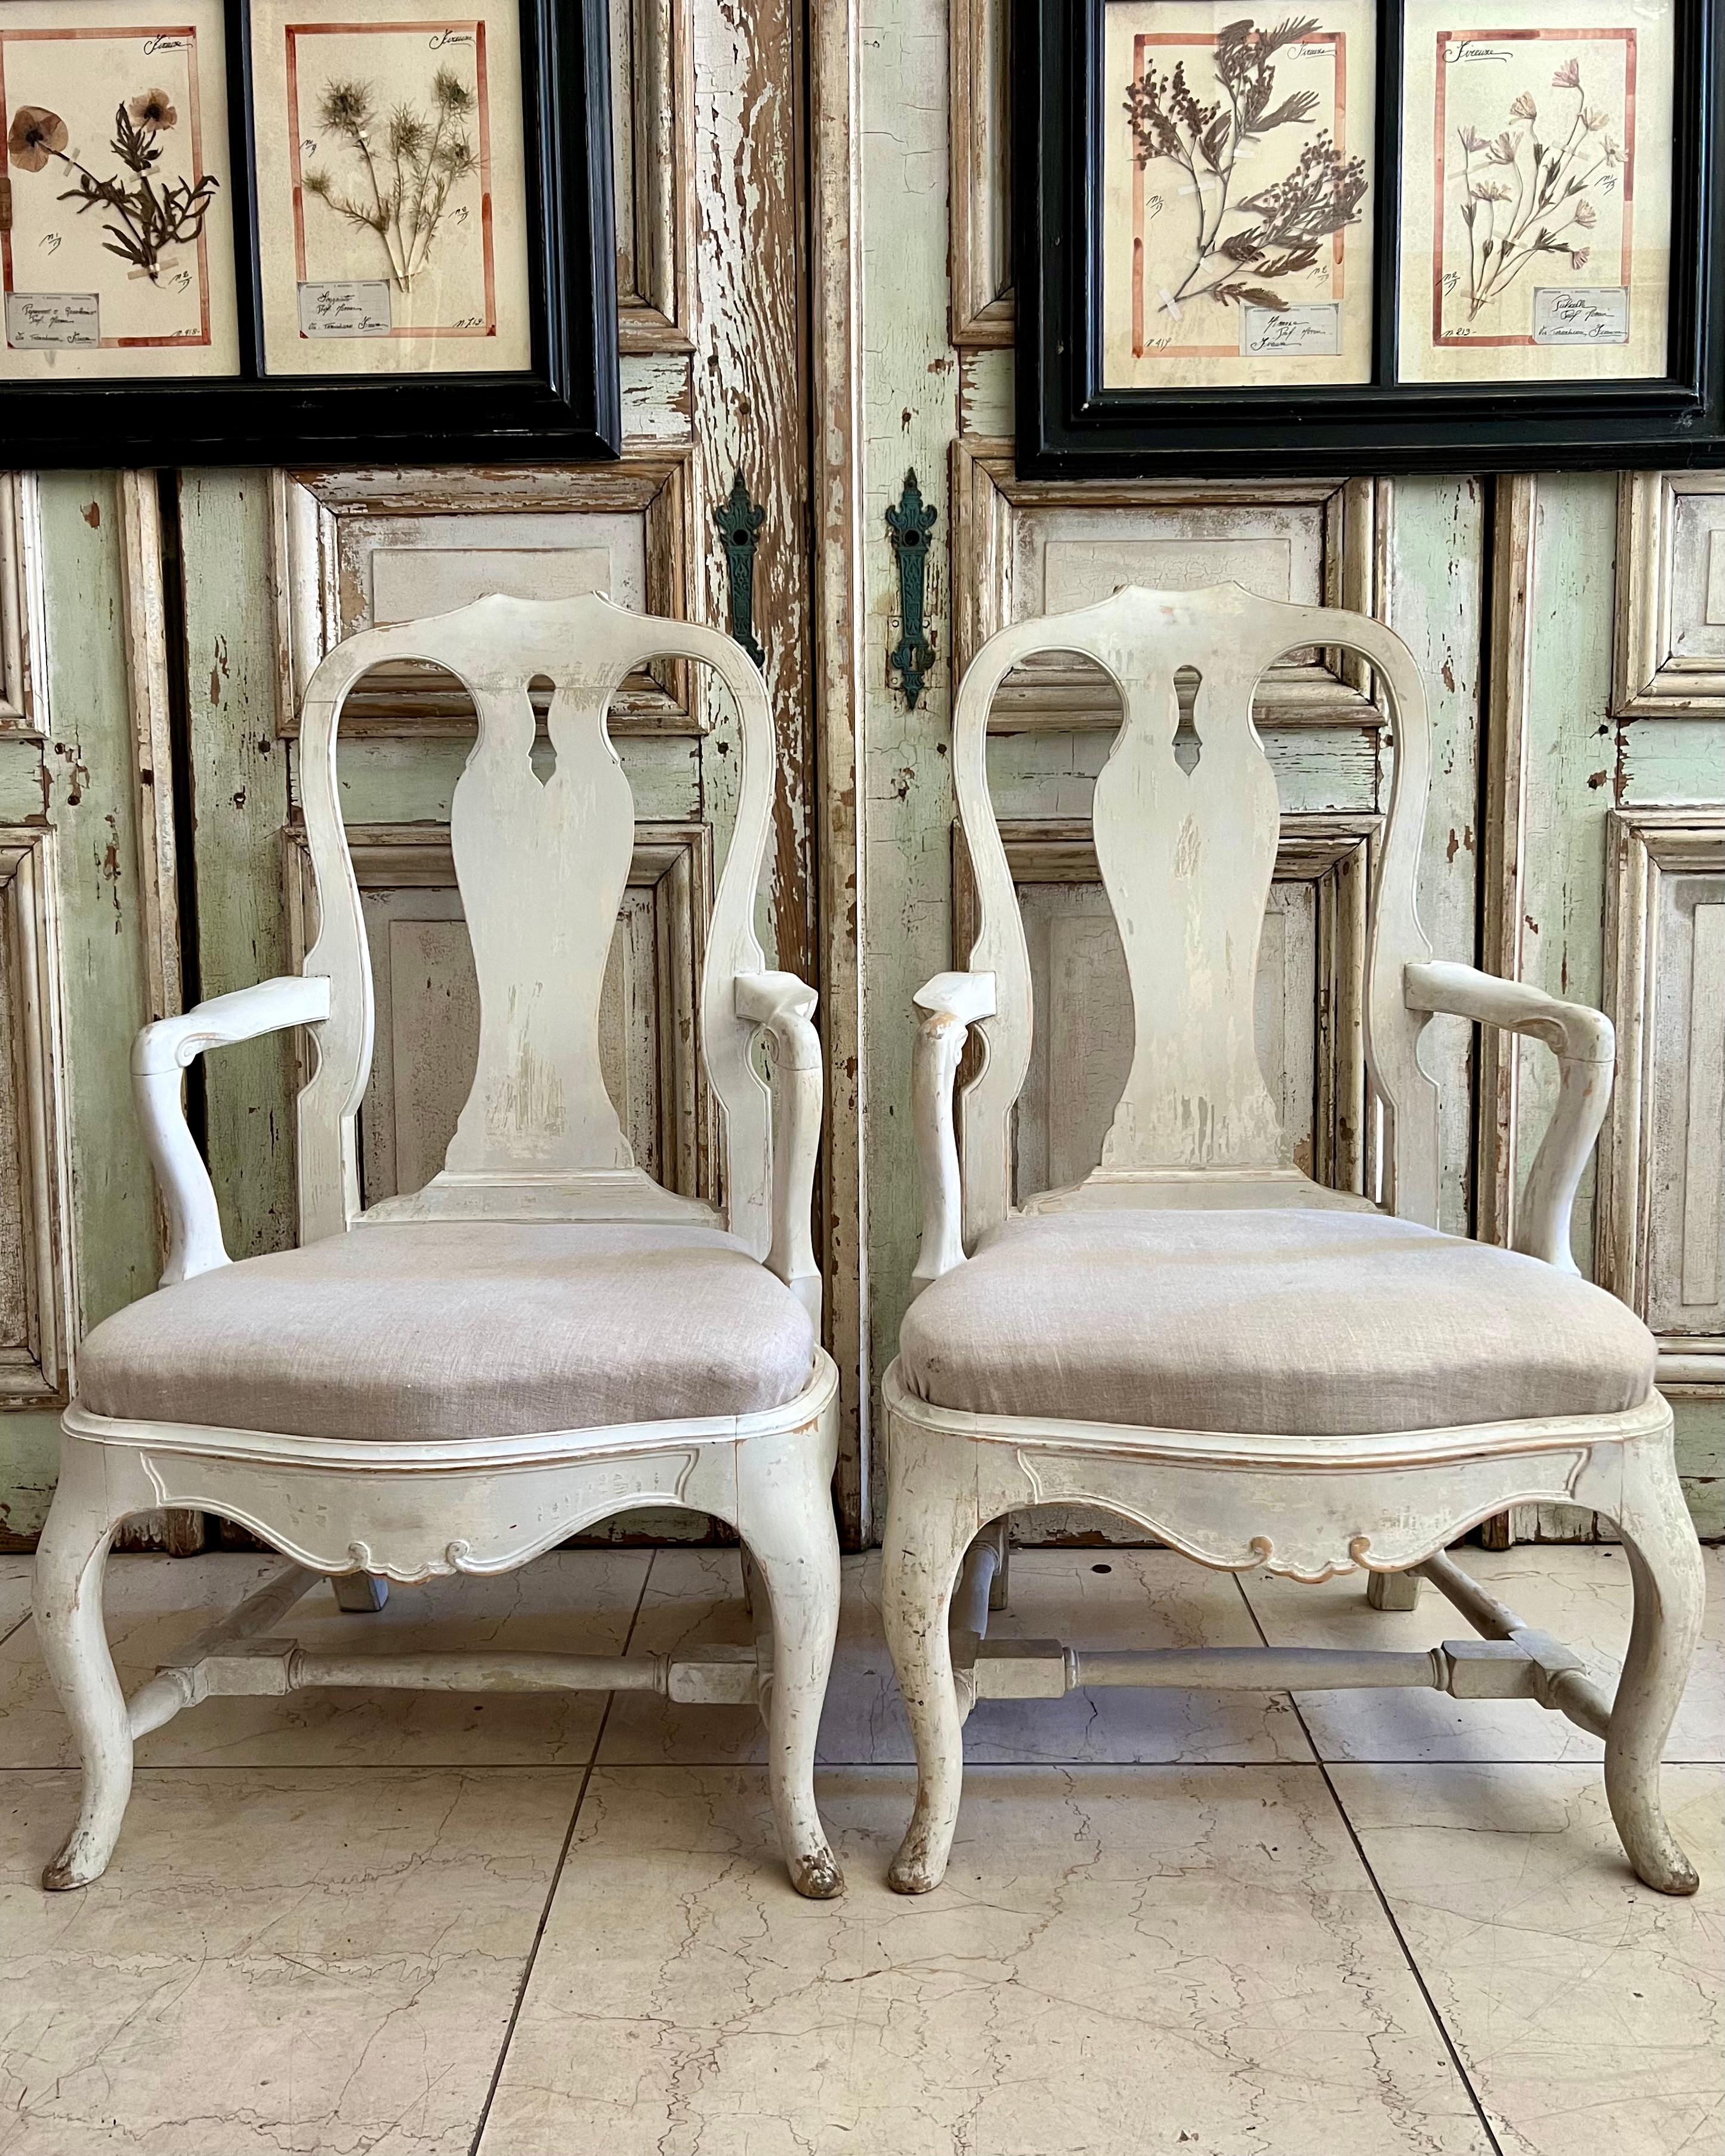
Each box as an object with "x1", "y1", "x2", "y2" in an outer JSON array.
[{"x1": 33, "y1": 589, "x2": 1702, "y2": 1905}]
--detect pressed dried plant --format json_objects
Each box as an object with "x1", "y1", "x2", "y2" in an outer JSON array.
[
  {"x1": 1455, "y1": 60, "x2": 1624, "y2": 320},
  {"x1": 7, "y1": 93, "x2": 219, "y2": 282},
  {"x1": 1124, "y1": 15, "x2": 1367, "y2": 317},
  {"x1": 301, "y1": 66, "x2": 479, "y2": 290}
]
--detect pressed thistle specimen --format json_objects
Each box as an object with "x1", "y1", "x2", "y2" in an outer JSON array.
[
  {"x1": 7, "y1": 91, "x2": 219, "y2": 283},
  {"x1": 301, "y1": 67, "x2": 480, "y2": 291},
  {"x1": 1454, "y1": 58, "x2": 1624, "y2": 322},
  {"x1": 1124, "y1": 16, "x2": 1366, "y2": 317}
]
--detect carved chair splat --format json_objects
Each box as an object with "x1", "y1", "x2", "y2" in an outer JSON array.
[
  {"x1": 34, "y1": 593, "x2": 843, "y2": 1900},
  {"x1": 884, "y1": 582, "x2": 1704, "y2": 1899}
]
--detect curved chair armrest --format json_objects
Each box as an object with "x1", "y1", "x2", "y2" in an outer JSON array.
[
  {"x1": 911, "y1": 971, "x2": 997, "y2": 1295},
  {"x1": 736, "y1": 971, "x2": 823, "y2": 1320},
  {"x1": 134, "y1": 976, "x2": 332, "y2": 1287},
  {"x1": 1404, "y1": 959, "x2": 1613, "y2": 1272}
]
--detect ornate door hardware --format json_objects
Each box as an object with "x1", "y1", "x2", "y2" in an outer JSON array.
[
  {"x1": 714, "y1": 471, "x2": 767, "y2": 668},
  {"x1": 887, "y1": 468, "x2": 937, "y2": 709}
]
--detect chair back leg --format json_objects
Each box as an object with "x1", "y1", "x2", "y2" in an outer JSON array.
[{"x1": 1603, "y1": 1428, "x2": 1707, "y2": 1895}]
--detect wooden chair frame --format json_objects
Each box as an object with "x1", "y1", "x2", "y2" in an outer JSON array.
[
  {"x1": 34, "y1": 594, "x2": 844, "y2": 1899},
  {"x1": 881, "y1": 583, "x2": 1705, "y2": 1899}
]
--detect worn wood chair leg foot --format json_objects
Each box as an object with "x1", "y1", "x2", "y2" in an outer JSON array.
[
  {"x1": 33, "y1": 1445, "x2": 131, "y2": 1892},
  {"x1": 1604, "y1": 1434, "x2": 1706, "y2": 1896},
  {"x1": 736, "y1": 1433, "x2": 844, "y2": 1899},
  {"x1": 1365, "y1": 1568, "x2": 1421, "y2": 1612},
  {"x1": 882, "y1": 1457, "x2": 977, "y2": 1895}
]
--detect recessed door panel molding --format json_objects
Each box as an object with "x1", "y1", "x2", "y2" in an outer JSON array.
[
  {"x1": 1613, "y1": 473, "x2": 1725, "y2": 718},
  {"x1": 950, "y1": 443, "x2": 1387, "y2": 729},
  {"x1": 283, "y1": 820, "x2": 714, "y2": 1212},
  {"x1": 0, "y1": 475, "x2": 46, "y2": 736},
  {"x1": 1598, "y1": 805, "x2": 1725, "y2": 1392},
  {"x1": 612, "y1": 0, "x2": 697, "y2": 351},
  {"x1": 270, "y1": 453, "x2": 699, "y2": 737},
  {"x1": 0, "y1": 827, "x2": 75, "y2": 1404},
  {"x1": 951, "y1": 0, "x2": 1012, "y2": 347},
  {"x1": 953, "y1": 814, "x2": 1379, "y2": 1206}
]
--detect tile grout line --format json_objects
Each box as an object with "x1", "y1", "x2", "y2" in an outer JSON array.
[
  {"x1": 465, "y1": 1546, "x2": 659, "y2": 2156},
  {"x1": 1229, "y1": 1571, "x2": 1509, "y2": 2156}
]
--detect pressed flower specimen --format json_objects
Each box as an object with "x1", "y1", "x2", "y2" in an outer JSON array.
[
  {"x1": 301, "y1": 67, "x2": 479, "y2": 290},
  {"x1": 6, "y1": 92, "x2": 218, "y2": 282},
  {"x1": 1455, "y1": 58, "x2": 1624, "y2": 320},
  {"x1": 1124, "y1": 16, "x2": 1367, "y2": 316}
]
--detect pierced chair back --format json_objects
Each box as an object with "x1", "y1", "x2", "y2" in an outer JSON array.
[
  {"x1": 950, "y1": 583, "x2": 1442, "y2": 1244},
  {"x1": 292, "y1": 592, "x2": 779, "y2": 1255}
]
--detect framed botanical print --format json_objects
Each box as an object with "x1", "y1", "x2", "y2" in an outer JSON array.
[
  {"x1": 248, "y1": 0, "x2": 533, "y2": 377},
  {"x1": 0, "y1": 0, "x2": 618, "y2": 464},
  {"x1": 0, "y1": 0, "x2": 241, "y2": 379},
  {"x1": 1396, "y1": 0, "x2": 1672, "y2": 384},
  {"x1": 1019, "y1": 0, "x2": 1723, "y2": 475},
  {"x1": 1101, "y1": 2, "x2": 1379, "y2": 389}
]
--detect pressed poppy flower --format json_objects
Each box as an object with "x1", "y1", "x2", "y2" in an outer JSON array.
[
  {"x1": 7, "y1": 105, "x2": 67, "y2": 172},
  {"x1": 127, "y1": 88, "x2": 177, "y2": 130}
]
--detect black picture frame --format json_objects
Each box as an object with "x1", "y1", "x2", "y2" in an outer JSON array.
[
  {"x1": 0, "y1": 0, "x2": 619, "y2": 467},
  {"x1": 1017, "y1": 0, "x2": 1724, "y2": 476}
]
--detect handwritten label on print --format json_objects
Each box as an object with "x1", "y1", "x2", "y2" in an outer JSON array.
[
  {"x1": 1532, "y1": 286, "x2": 1630, "y2": 345},
  {"x1": 1240, "y1": 302, "x2": 1343, "y2": 357},
  {"x1": 5, "y1": 293, "x2": 99, "y2": 348},
  {"x1": 297, "y1": 280, "x2": 391, "y2": 337}
]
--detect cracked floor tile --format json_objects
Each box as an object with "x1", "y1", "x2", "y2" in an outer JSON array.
[
  {"x1": 477, "y1": 1762, "x2": 1492, "y2": 2156},
  {"x1": 0, "y1": 1765, "x2": 582, "y2": 2155},
  {"x1": 1329, "y1": 1761, "x2": 1723, "y2": 2156}
]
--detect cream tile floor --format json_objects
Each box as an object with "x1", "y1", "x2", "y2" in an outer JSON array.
[{"x1": 0, "y1": 1543, "x2": 1717, "y2": 2156}]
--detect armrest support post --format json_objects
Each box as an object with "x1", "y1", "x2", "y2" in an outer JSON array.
[
  {"x1": 1404, "y1": 959, "x2": 1613, "y2": 1272},
  {"x1": 911, "y1": 971, "x2": 996, "y2": 1295},
  {"x1": 133, "y1": 976, "x2": 332, "y2": 1287},
  {"x1": 735, "y1": 972, "x2": 823, "y2": 1320}
]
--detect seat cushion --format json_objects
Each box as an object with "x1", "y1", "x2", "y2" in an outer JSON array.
[
  {"x1": 78, "y1": 1222, "x2": 816, "y2": 1441},
  {"x1": 899, "y1": 1208, "x2": 1656, "y2": 1436}
]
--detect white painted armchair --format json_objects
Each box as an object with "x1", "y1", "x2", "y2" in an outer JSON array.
[
  {"x1": 34, "y1": 592, "x2": 844, "y2": 1899},
  {"x1": 881, "y1": 583, "x2": 1704, "y2": 1899}
]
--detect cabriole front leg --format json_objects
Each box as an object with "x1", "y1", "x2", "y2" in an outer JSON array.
[
  {"x1": 733, "y1": 1420, "x2": 844, "y2": 1899},
  {"x1": 1599, "y1": 1427, "x2": 1707, "y2": 1895},
  {"x1": 881, "y1": 1422, "x2": 982, "y2": 1894},
  {"x1": 32, "y1": 1438, "x2": 135, "y2": 1890}
]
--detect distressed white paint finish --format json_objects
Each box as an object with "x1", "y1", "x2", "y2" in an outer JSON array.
[
  {"x1": 290, "y1": 594, "x2": 785, "y2": 1253},
  {"x1": 950, "y1": 448, "x2": 1385, "y2": 732},
  {"x1": 283, "y1": 820, "x2": 713, "y2": 1213},
  {"x1": 1613, "y1": 472, "x2": 1725, "y2": 718},
  {"x1": 0, "y1": 474, "x2": 45, "y2": 733},
  {"x1": 0, "y1": 828, "x2": 74, "y2": 1403},
  {"x1": 33, "y1": 592, "x2": 843, "y2": 1901},
  {"x1": 270, "y1": 458, "x2": 700, "y2": 739},
  {"x1": 973, "y1": 817, "x2": 1377, "y2": 1206},
  {"x1": 882, "y1": 586, "x2": 1704, "y2": 1902},
  {"x1": 1599, "y1": 805, "x2": 1725, "y2": 1389},
  {"x1": 945, "y1": 585, "x2": 1439, "y2": 1241}
]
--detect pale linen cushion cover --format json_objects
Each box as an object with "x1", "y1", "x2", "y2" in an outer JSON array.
[
  {"x1": 900, "y1": 1208, "x2": 1656, "y2": 1435},
  {"x1": 78, "y1": 1222, "x2": 816, "y2": 1441}
]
